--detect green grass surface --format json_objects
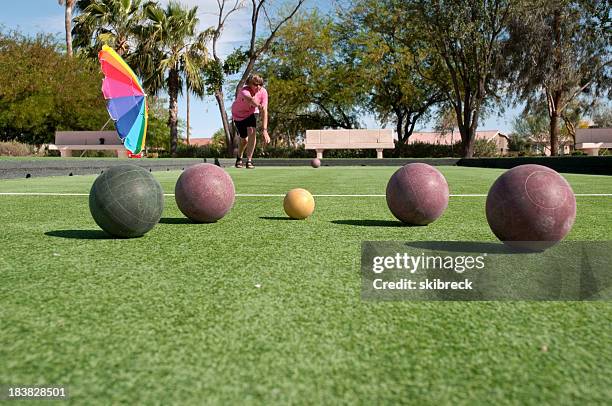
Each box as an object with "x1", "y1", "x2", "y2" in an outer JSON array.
[{"x1": 1, "y1": 166, "x2": 611, "y2": 405}]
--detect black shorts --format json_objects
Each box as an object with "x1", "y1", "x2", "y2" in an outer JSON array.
[{"x1": 234, "y1": 114, "x2": 257, "y2": 138}]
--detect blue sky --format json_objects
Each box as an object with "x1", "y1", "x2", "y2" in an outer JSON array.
[{"x1": 2, "y1": 0, "x2": 517, "y2": 138}]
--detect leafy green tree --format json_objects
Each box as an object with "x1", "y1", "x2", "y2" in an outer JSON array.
[
  {"x1": 136, "y1": 1, "x2": 209, "y2": 156},
  {"x1": 511, "y1": 108, "x2": 552, "y2": 154},
  {"x1": 256, "y1": 11, "x2": 364, "y2": 146},
  {"x1": 58, "y1": 0, "x2": 76, "y2": 57},
  {"x1": 206, "y1": 0, "x2": 306, "y2": 152},
  {"x1": 561, "y1": 98, "x2": 592, "y2": 146},
  {"x1": 342, "y1": 0, "x2": 445, "y2": 147},
  {"x1": 591, "y1": 103, "x2": 612, "y2": 128},
  {"x1": 506, "y1": 134, "x2": 532, "y2": 155},
  {"x1": 144, "y1": 96, "x2": 187, "y2": 151},
  {"x1": 210, "y1": 128, "x2": 226, "y2": 149},
  {"x1": 433, "y1": 104, "x2": 458, "y2": 137},
  {"x1": 0, "y1": 31, "x2": 108, "y2": 145},
  {"x1": 401, "y1": 0, "x2": 515, "y2": 157},
  {"x1": 502, "y1": 0, "x2": 611, "y2": 155},
  {"x1": 145, "y1": 96, "x2": 170, "y2": 150},
  {"x1": 72, "y1": 0, "x2": 145, "y2": 57},
  {"x1": 512, "y1": 112, "x2": 549, "y2": 141}
]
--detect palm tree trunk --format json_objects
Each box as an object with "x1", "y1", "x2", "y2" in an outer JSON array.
[
  {"x1": 64, "y1": 1, "x2": 74, "y2": 57},
  {"x1": 186, "y1": 89, "x2": 190, "y2": 145},
  {"x1": 168, "y1": 69, "x2": 180, "y2": 157}
]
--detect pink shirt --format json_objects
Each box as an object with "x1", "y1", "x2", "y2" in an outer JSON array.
[{"x1": 231, "y1": 86, "x2": 268, "y2": 121}]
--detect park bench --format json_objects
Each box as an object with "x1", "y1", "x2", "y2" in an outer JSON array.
[
  {"x1": 48, "y1": 131, "x2": 129, "y2": 158},
  {"x1": 305, "y1": 129, "x2": 395, "y2": 159}
]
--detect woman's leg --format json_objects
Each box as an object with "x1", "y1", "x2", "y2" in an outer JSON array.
[
  {"x1": 238, "y1": 136, "x2": 248, "y2": 159},
  {"x1": 246, "y1": 127, "x2": 257, "y2": 160}
]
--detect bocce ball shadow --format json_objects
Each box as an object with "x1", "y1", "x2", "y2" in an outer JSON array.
[
  {"x1": 260, "y1": 216, "x2": 297, "y2": 221},
  {"x1": 158, "y1": 217, "x2": 196, "y2": 225},
  {"x1": 404, "y1": 241, "x2": 526, "y2": 255},
  {"x1": 331, "y1": 219, "x2": 422, "y2": 228},
  {"x1": 45, "y1": 230, "x2": 117, "y2": 240}
]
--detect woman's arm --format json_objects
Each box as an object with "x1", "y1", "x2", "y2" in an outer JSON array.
[
  {"x1": 261, "y1": 105, "x2": 270, "y2": 144},
  {"x1": 241, "y1": 92, "x2": 262, "y2": 109}
]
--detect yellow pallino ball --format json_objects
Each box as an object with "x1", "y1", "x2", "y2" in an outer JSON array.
[{"x1": 283, "y1": 188, "x2": 315, "y2": 219}]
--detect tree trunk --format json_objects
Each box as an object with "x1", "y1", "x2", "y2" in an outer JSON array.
[
  {"x1": 215, "y1": 89, "x2": 234, "y2": 155},
  {"x1": 454, "y1": 94, "x2": 480, "y2": 158},
  {"x1": 564, "y1": 118, "x2": 576, "y2": 148},
  {"x1": 396, "y1": 112, "x2": 404, "y2": 143},
  {"x1": 458, "y1": 124, "x2": 476, "y2": 158},
  {"x1": 116, "y1": 36, "x2": 127, "y2": 56},
  {"x1": 460, "y1": 132, "x2": 475, "y2": 157},
  {"x1": 549, "y1": 9, "x2": 562, "y2": 157},
  {"x1": 168, "y1": 69, "x2": 179, "y2": 157},
  {"x1": 186, "y1": 90, "x2": 190, "y2": 145},
  {"x1": 403, "y1": 118, "x2": 412, "y2": 145},
  {"x1": 456, "y1": 109, "x2": 476, "y2": 158},
  {"x1": 550, "y1": 111, "x2": 560, "y2": 156},
  {"x1": 64, "y1": 3, "x2": 73, "y2": 57}
]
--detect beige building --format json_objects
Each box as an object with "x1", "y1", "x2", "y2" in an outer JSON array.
[
  {"x1": 528, "y1": 138, "x2": 572, "y2": 156},
  {"x1": 408, "y1": 130, "x2": 508, "y2": 155},
  {"x1": 575, "y1": 128, "x2": 612, "y2": 156}
]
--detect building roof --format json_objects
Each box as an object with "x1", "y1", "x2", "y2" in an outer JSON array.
[
  {"x1": 189, "y1": 138, "x2": 213, "y2": 146},
  {"x1": 576, "y1": 127, "x2": 612, "y2": 143}
]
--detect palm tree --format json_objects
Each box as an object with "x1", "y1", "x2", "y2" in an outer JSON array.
[
  {"x1": 72, "y1": 0, "x2": 144, "y2": 57},
  {"x1": 137, "y1": 1, "x2": 209, "y2": 156},
  {"x1": 58, "y1": 0, "x2": 76, "y2": 57}
]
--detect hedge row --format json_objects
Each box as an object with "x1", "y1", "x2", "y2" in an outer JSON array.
[
  {"x1": 169, "y1": 140, "x2": 503, "y2": 159},
  {"x1": 458, "y1": 156, "x2": 612, "y2": 175}
]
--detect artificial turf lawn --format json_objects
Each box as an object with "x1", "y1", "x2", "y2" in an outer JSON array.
[{"x1": 0, "y1": 166, "x2": 611, "y2": 405}]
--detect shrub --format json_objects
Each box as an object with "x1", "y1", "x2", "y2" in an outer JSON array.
[
  {"x1": 258, "y1": 144, "x2": 310, "y2": 158},
  {"x1": 473, "y1": 139, "x2": 500, "y2": 157},
  {"x1": 507, "y1": 134, "x2": 532, "y2": 154},
  {"x1": 174, "y1": 143, "x2": 224, "y2": 158},
  {"x1": 0, "y1": 141, "x2": 33, "y2": 156},
  {"x1": 391, "y1": 141, "x2": 461, "y2": 158},
  {"x1": 78, "y1": 150, "x2": 116, "y2": 158},
  {"x1": 163, "y1": 140, "x2": 509, "y2": 159}
]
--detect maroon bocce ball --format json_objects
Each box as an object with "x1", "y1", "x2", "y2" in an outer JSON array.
[
  {"x1": 486, "y1": 164, "x2": 576, "y2": 250},
  {"x1": 311, "y1": 158, "x2": 321, "y2": 168},
  {"x1": 175, "y1": 163, "x2": 235, "y2": 222},
  {"x1": 386, "y1": 163, "x2": 449, "y2": 225}
]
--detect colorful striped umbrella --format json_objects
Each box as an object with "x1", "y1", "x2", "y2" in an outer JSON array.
[{"x1": 98, "y1": 45, "x2": 147, "y2": 154}]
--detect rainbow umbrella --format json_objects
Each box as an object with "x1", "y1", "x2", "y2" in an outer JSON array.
[{"x1": 98, "y1": 45, "x2": 147, "y2": 154}]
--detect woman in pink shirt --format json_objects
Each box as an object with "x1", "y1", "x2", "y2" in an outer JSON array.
[{"x1": 231, "y1": 74, "x2": 270, "y2": 168}]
